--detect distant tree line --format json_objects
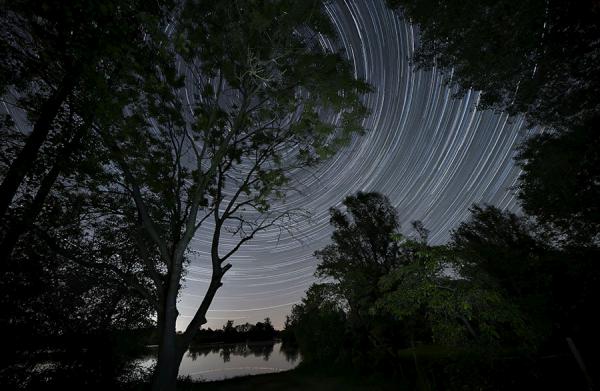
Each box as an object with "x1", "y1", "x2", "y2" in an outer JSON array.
[{"x1": 190, "y1": 318, "x2": 277, "y2": 345}]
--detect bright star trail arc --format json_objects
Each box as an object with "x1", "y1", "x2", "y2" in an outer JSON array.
[{"x1": 178, "y1": 0, "x2": 535, "y2": 330}]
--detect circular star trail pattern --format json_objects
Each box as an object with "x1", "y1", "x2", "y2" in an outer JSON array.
[{"x1": 178, "y1": 0, "x2": 536, "y2": 330}]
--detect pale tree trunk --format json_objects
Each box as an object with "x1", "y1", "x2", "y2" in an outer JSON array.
[
  {"x1": 566, "y1": 337, "x2": 595, "y2": 391},
  {"x1": 152, "y1": 287, "x2": 185, "y2": 391},
  {"x1": 131, "y1": 133, "x2": 236, "y2": 390},
  {"x1": 151, "y1": 258, "x2": 228, "y2": 390},
  {"x1": 152, "y1": 327, "x2": 185, "y2": 391}
]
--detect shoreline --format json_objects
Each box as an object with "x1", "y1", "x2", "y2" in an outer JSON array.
[{"x1": 173, "y1": 365, "x2": 405, "y2": 391}]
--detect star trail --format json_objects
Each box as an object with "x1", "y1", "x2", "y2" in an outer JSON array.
[{"x1": 178, "y1": 0, "x2": 537, "y2": 330}]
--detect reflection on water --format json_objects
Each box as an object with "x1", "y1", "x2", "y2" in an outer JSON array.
[
  {"x1": 138, "y1": 341, "x2": 300, "y2": 381},
  {"x1": 189, "y1": 341, "x2": 279, "y2": 362}
]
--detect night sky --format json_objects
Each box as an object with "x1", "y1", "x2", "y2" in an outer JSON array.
[{"x1": 178, "y1": 0, "x2": 537, "y2": 331}]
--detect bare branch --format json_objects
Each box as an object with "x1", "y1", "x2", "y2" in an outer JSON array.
[{"x1": 96, "y1": 128, "x2": 171, "y2": 264}]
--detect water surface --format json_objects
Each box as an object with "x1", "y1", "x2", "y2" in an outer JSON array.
[{"x1": 140, "y1": 341, "x2": 300, "y2": 382}]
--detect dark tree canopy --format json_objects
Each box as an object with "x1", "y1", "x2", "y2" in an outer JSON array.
[
  {"x1": 450, "y1": 205, "x2": 600, "y2": 353},
  {"x1": 0, "y1": 1, "x2": 173, "y2": 386},
  {"x1": 388, "y1": 0, "x2": 600, "y2": 128},
  {"x1": 0, "y1": 0, "x2": 175, "y2": 259},
  {"x1": 516, "y1": 119, "x2": 600, "y2": 245},
  {"x1": 316, "y1": 192, "x2": 404, "y2": 297},
  {"x1": 308, "y1": 193, "x2": 410, "y2": 368},
  {"x1": 314, "y1": 193, "x2": 411, "y2": 349},
  {"x1": 450, "y1": 205, "x2": 554, "y2": 336},
  {"x1": 451, "y1": 205, "x2": 550, "y2": 297},
  {"x1": 289, "y1": 193, "x2": 537, "y2": 386},
  {"x1": 1, "y1": 1, "x2": 371, "y2": 389}
]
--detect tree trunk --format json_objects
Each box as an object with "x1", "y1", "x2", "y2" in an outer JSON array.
[
  {"x1": 152, "y1": 329, "x2": 185, "y2": 391},
  {"x1": 0, "y1": 125, "x2": 86, "y2": 258},
  {"x1": 152, "y1": 270, "x2": 226, "y2": 390},
  {"x1": 566, "y1": 337, "x2": 595, "y2": 391},
  {"x1": 150, "y1": 193, "x2": 229, "y2": 389},
  {"x1": 0, "y1": 72, "x2": 76, "y2": 218},
  {"x1": 152, "y1": 303, "x2": 185, "y2": 391},
  {"x1": 458, "y1": 315, "x2": 478, "y2": 340}
]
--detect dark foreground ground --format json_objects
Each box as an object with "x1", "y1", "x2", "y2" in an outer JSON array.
[
  {"x1": 125, "y1": 345, "x2": 592, "y2": 391},
  {"x1": 176, "y1": 366, "x2": 406, "y2": 391}
]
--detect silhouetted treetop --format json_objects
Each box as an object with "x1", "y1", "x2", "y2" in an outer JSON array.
[
  {"x1": 387, "y1": 0, "x2": 600, "y2": 128},
  {"x1": 318, "y1": 192, "x2": 403, "y2": 281},
  {"x1": 516, "y1": 119, "x2": 600, "y2": 245}
]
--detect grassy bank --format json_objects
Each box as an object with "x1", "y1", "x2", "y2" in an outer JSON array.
[{"x1": 176, "y1": 365, "x2": 407, "y2": 391}]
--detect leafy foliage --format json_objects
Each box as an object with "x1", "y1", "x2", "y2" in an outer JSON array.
[
  {"x1": 377, "y1": 242, "x2": 531, "y2": 348},
  {"x1": 516, "y1": 120, "x2": 600, "y2": 245},
  {"x1": 290, "y1": 193, "x2": 533, "y2": 379},
  {"x1": 387, "y1": 0, "x2": 600, "y2": 128},
  {"x1": 84, "y1": 1, "x2": 372, "y2": 388},
  {"x1": 0, "y1": 0, "x2": 173, "y2": 219},
  {"x1": 289, "y1": 194, "x2": 599, "y2": 388},
  {"x1": 315, "y1": 193, "x2": 405, "y2": 315},
  {"x1": 0, "y1": 1, "x2": 169, "y2": 381},
  {"x1": 1, "y1": 1, "x2": 371, "y2": 388},
  {"x1": 286, "y1": 284, "x2": 348, "y2": 364},
  {"x1": 451, "y1": 205, "x2": 600, "y2": 353}
]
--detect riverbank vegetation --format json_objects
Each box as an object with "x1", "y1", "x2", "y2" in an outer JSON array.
[{"x1": 283, "y1": 191, "x2": 599, "y2": 389}]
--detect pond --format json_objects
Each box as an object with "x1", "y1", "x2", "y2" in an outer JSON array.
[{"x1": 138, "y1": 341, "x2": 301, "y2": 382}]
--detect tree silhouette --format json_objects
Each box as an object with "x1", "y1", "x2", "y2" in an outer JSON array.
[
  {"x1": 387, "y1": 0, "x2": 600, "y2": 129},
  {"x1": 451, "y1": 204, "x2": 600, "y2": 373},
  {"x1": 84, "y1": 2, "x2": 371, "y2": 389},
  {"x1": 516, "y1": 119, "x2": 600, "y2": 245},
  {"x1": 315, "y1": 192, "x2": 405, "y2": 315},
  {"x1": 292, "y1": 194, "x2": 535, "y2": 380},
  {"x1": 0, "y1": 0, "x2": 174, "y2": 257},
  {"x1": 293, "y1": 193, "x2": 413, "y2": 368}
]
